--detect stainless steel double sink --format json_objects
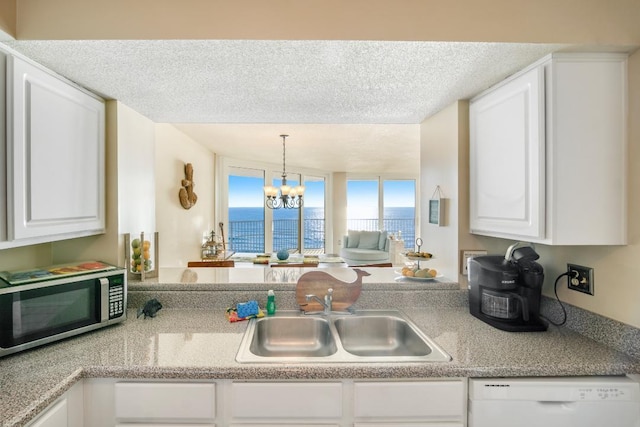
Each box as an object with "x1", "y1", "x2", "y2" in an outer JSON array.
[{"x1": 236, "y1": 310, "x2": 451, "y2": 363}]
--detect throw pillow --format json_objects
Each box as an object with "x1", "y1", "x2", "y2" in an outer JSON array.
[
  {"x1": 347, "y1": 230, "x2": 361, "y2": 248},
  {"x1": 358, "y1": 231, "x2": 380, "y2": 250},
  {"x1": 378, "y1": 231, "x2": 388, "y2": 250}
]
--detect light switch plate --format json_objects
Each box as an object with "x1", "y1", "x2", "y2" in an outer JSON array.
[{"x1": 460, "y1": 250, "x2": 488, "y2": 275}]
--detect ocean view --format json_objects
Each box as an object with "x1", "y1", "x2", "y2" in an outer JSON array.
[{"x1": 228, "y1": 207, "x2": 415, "y2": 252}]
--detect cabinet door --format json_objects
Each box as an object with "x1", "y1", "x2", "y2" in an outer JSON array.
[
  {"x1": 29, "y1": 399, "x2": 67, "y2": 427},
  {"x1": 470, "y1": 66, "x2": 545, "y2": 240},
  {"x1": 7, "y1": 55, "x2": 105, "y2": 241}
]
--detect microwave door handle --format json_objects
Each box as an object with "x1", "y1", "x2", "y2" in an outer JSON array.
[{"x1": 100, "y1": 278, "x2": 109, "y2": 322}]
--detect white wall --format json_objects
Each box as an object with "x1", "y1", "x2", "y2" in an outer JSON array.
[{"x1": 155, "y1": 124, "x2": 216, "y2": 267}]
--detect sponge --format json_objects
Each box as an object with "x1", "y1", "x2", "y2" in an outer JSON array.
[{"x1": 236, "y1": 300, "x2": 259, "y2": 318}]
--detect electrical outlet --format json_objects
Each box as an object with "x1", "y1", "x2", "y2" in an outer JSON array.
[
  {"x1": 567, "y1": 263, "x2": 594, "y2": 295},
  {"x1": 461, "y1": 250, "x2": 487, "y2": 275}
]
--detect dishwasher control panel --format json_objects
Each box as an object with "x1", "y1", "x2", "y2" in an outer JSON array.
[{"x1": 579, "y1": 387, "x2": 631, "y2": 401}]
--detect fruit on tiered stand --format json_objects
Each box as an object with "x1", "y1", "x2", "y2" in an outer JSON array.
[{"x1": 401, "y1": 265, "x2": 438, "y2": 278}]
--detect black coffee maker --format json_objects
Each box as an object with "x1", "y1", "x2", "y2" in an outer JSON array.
[{"x1": 468, "y1": 243, "x2": 547, "y2": 332}]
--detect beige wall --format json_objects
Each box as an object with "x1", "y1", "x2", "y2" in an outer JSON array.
[
  {"x1": 425, "y1": 51, "x2": 640, "y2": 328},
  {"x1": 332, "y1": 172, "x2": 347, "y2": 253},
  {"x1": 155, "y1": 124, "x2": 216, "y2": 267},
  {"x1": 13, "y1": 0, "x2": 640, "y2": 45},
  {"x1": 117, "y1": 104, "x2": 156, "y2": 237},
  {"x1": 0, "y1": 0, "x2": 15, "y2": 39},
  {"x1": 0, "y1": 243, "x2": 51, "y2": 271},
  {"x1": 419, "y1": 101, "x2": 482, "y2": 282}
]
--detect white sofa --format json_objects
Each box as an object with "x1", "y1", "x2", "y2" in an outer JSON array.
[{"x1": 339, "y1": 230, "x2": 390, "y2": 266}]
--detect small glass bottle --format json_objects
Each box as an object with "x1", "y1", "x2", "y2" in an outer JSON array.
[{"x1": 266, "y1": 289, "x2": 276, "y2": 315}]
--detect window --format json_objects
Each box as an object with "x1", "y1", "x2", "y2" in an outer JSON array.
[
  {"x1": 271, "y1": 174, "x2": 300, "y2": 253},
  {"x1": 383, "y1": 180, "x2": 416, "y2": 248},
  {"x1": 303, "y1": 176, "x2": 326, "y2": 253},
  {"x1": 347, "y1": 177, "x2": 416, "y2": 249},
  {"x1": 228, "y1": 168, "x2": 265, "y2": 253},
  {"x1": 347, "y1": 180, "x2": 379, "y2": 230},
  {"x1": 223, "y1": 160, "x2": 330, "y2": 254}
]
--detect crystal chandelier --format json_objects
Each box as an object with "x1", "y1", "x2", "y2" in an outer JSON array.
[{"x1": 264, "y1": 134, "x2": 305, "y2": 209}]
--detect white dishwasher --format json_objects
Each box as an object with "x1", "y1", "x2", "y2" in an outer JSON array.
[{"x1": 469, "y1": 376, "x2": 640, "y2": 427}]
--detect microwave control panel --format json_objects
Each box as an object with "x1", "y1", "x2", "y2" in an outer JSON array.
[{"x1": 107, "y1": 276, "x2": 125, "y2": 319}]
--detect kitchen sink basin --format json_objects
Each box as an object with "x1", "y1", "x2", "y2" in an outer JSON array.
[
  {"x1": 333, "y1": 316, "x2": 431, "y2": 357},
  {"x1": 249, "y1": 316, "x2": 337, "y2": 357},
  {"x1": 236, "y1": 310, "x2": 451, "y2": 363}
]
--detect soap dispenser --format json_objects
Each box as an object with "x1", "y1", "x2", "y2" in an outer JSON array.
[{"x1": 266, "y1": 289, "x2": 276, "y2": 315}]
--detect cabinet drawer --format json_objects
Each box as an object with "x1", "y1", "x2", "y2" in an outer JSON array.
[
  {"x1": 115, "y1": 382, "x2": 215, "y2": 422},
  {"x1": 354, "y1": 381, "x2": 464, "y2": 419},
  {"x1": 230, "y1": 425, "x2": 338, "y2": 427},
  {"x1": 354, "y1": 424, "x2": 463, "y2": 427},
  {"x1": 117, "y1": 425, "x2": 214, "y2": 427},
  {"x1": 231, "y1": 382, "x2": 342, "y2": 418}
]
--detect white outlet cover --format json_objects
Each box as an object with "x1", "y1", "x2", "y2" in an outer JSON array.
[{"x1": 461, "y1": 250, "x2": 488, "y2": 275}]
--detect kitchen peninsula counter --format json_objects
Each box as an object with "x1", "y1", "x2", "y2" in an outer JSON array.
[{"x1": 1, "y1": 268, "x2": 639, "y2": 426}]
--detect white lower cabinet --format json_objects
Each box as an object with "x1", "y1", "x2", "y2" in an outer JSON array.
[
  {"x1": 27, "y1": 381, "x2": 84, "y2": 427},
  {"x1": 81, "y1": 378, "x2": 466, "y2": 427},
  {"x1": 29, "y1": 400, "x2": 67, "y2": 427}
]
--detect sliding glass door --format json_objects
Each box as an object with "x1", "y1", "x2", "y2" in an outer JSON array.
[
  {"x1": 227, "y1": 167, "x2": 265, "y2": 253},
  {"x1": 383, "y1": 180, "x2": 416, "y2": 248},
  {"x1": 347, "y1": 177, "x2": 416, "y2": 249},
  {"x1": 226, "y1": 163, "x2": 328, "y2": 254},
  {"x1": 271, "y1": 174, "x2": 301, "y2": 253},
  {"x1": 303, "y1": 176, "x2": 326, "y2": 254}
]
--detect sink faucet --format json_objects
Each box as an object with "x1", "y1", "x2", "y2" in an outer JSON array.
[{"x1": 305, "y1": 288, "x2": 333, "y2": 315}]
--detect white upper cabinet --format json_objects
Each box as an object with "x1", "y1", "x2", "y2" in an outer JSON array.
[
  {"x1": 470, "y1": 66, "x2": 545, "y2": 240},
  {"x1": 470, "y1": 53, "x2": 627, "y2": 245},
  {"x1": 4, "y1": 54, "x2": 105, "y2": 245}
]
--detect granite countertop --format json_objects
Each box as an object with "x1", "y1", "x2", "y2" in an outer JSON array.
[{"x1": 1, "y1": 272, "x2": 640, "y2": 426}]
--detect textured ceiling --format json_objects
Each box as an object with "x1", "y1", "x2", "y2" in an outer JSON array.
[{"x1": 4, "y1": 40, "x2": 563, "y2": 172}]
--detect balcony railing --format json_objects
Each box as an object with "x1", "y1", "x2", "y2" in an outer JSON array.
[{"x1": 229, "y1": 218, "x2": 414, "y2": 253}]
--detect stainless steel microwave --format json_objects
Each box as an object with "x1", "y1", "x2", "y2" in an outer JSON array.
[{"x1": 0, "y1": 263, "x2": 126, "y2": 357}]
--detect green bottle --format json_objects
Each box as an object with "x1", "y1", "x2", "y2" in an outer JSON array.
[{"x1": 266, "y1": 289, "x2": 276, "y2": 315}]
